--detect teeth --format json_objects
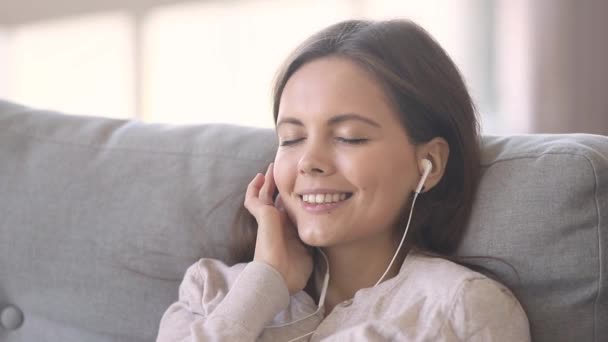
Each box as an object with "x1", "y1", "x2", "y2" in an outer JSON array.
[{"x1": 302, "y1": 193, "x2": 349, "y2": 204}]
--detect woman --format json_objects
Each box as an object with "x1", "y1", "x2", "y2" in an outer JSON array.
[{"x1": 157, "y1": 19, "x2": 530, "y2": 341}]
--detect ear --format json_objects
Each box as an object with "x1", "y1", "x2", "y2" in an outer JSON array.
[{"x1": 415, "y1": 137, "x2": 449, "y2": 193}]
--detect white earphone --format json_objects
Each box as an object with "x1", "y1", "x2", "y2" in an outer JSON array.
[{"x1": 415, "y1": 158, "x2": 433, "y2": 194}]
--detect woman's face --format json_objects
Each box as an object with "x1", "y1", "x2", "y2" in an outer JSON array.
[{"x1": 274, "y1": 56, "x2": 421, "y2": 248}]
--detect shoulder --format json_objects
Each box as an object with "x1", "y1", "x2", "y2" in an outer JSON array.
[
  {"x1": 178, "y1": 259, "x2": 292, "y2": 316},
  {"x1": 402, "y1": 253, "x2": 487, "y2": 299},
  {"x1": 445, "y1": 277, "x2": 531, "y2": 340},
  {"x1": 177, "y1": 259, "x2": 247, "y2": 314},
  {"x1": 184, "y1": 258, "x2": 247, "y2": 286},
  {"x1": 182, "y1": 258, "x2": 247, "y2": 290},
  {"x1": 403, "y1": 254, "x2": 530, "y2": 341}
]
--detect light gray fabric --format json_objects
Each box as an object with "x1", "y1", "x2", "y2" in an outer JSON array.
[
  {"x1": 0, "y1": 100, "x2": 275, "y2": 341},
  {"x1": 0, "y1": 98, "x2": 606, "y2": 341},
  {"x1": 457, "y1": 134, "x2": 608, "y2": 341}
]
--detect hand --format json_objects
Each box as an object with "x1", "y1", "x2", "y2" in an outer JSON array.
[{"x1": 244, "y1": 163, "x2": 313, "y2": 295}]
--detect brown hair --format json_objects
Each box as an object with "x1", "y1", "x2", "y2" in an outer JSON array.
[{"x1": 271, "y1": 19, "x2": 481, "y2": 256}]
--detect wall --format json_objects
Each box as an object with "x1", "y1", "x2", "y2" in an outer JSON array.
[{"x1": 530, "y1": 0, "x2": 608, "y2": 134}]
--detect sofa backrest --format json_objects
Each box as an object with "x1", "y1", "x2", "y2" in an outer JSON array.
[
  {"x1": 458, "y1": 134, "x2": 607, "y2": 341},
  {"x1": 0, "y1": 99, "x2": 606, "y2": 341}
]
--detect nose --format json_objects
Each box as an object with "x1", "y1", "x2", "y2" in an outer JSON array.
[{"x1": 298, "y1": 140, "x2": 334, "y2": 176}]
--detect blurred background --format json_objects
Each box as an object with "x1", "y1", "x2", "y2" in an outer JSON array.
[{"x1": 0, "y1": 0, "x2": 606, "y2": 134}]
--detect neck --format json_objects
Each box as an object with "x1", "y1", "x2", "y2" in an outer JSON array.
[{"x1": 311, "y1": 235, "x2": 409, "y2": 314}]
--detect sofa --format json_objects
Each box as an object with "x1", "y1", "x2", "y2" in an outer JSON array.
[{"x1": 0, "y1": 98, "x2": 606, "y2": 341}]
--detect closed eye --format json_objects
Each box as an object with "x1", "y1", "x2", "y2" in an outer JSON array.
[
  {"x1": 336, "y1": 137, "x2": 368, "y2": 145},
  {"x1": 279, "y1": 138, "x2": 305, "y2": 146}
]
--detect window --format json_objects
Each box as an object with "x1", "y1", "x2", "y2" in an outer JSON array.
[
  {"x1": 0, "y1": 1, "x2": 498, "y2": 131},
  {"x1": 142, "y1": 0, "x2": 357, "y2": 127},
  {"x1": 1, "y1": 13, "x2": 134, "y2": 119}
]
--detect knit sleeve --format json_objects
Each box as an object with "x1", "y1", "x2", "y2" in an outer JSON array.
[
  {"x1": 441, "y1": 277, "x2": 531, "y2": 341},
  {"x1": 156, "y1": 259, "x2": 290, "y2": 342}
]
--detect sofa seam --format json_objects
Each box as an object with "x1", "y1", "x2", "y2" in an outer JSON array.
[
  {"x1": 481, "y1": 151, "x2": 595, "y2": 168},
  {"x1": 585, "y1": 154, "x2": 602, "y2": 342},
  {"x1": 2, "y1": 125, "x2": 275, "y2": 163}
]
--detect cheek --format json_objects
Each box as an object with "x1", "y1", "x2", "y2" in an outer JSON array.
[
  {"x1": 273, "y1": 152, "x2": 301, "y2": 225},
  {"x1": 273, "y1": 152, "x2": 297, "y2": 196},
  {"x1": 338, "y1": 148, "x2": 410, "y2": 190},
  {"x1": 346, "y1": 148, "x2": 416, "y2": 207}
]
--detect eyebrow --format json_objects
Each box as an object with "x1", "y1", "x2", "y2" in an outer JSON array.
[{"x1": 276, "y1": 113, "x2": 381, "y2": 129}]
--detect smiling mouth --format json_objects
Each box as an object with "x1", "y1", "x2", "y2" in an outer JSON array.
[{"x1": 298, "y1": 192, "x2": 353, "y2": 204}]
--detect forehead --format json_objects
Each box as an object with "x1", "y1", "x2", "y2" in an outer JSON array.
[{"x1": 277, "y1": 56, "x2": 399, "y2": 127}]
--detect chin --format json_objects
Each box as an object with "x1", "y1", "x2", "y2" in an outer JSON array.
[
  {"x1": 297, "y1": 224, "x2": 344, "y2": 248},
  {"x1": 297, "y1": 226, "x2": 329, "y2": 247}
]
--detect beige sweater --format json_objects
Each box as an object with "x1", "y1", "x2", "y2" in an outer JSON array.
[{"x1": 157, "y1": 252, "x2": 530, "y2": 341}]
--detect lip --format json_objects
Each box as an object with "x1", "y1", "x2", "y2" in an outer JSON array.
[
  {"x1": 295, "y1": 190, "x2": 353, "y2": 214},
  {"x1": 296, "y1": 188, "x2": 352, "y2": 196}
]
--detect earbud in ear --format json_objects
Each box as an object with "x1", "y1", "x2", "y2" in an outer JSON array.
[{"x1": 415, "y1": 159, "x2": 432, "y2": 194}]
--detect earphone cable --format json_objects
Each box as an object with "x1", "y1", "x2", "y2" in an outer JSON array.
[{"x1": 373, "y1": 191, "x2": 419, "y2": 287}]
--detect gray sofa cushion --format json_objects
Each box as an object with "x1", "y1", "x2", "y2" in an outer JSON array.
[
  {"x1": 458, "y1": 134, "x2": 607, "y2": 341},
  {"x1": 0, "y1": 99, "x2": 606, "y2": 341},
  {"x1": 0, "y1": 100, "x2": 275, "y2": 341}
]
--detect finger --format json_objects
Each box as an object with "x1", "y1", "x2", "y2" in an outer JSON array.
[
  {"x1": 267, "y1": 162, "x2": 277, "y2": 198},
  {"x1": 259, "y1": 163, "x2": 275, "y2": 205},
  {"x1": 244, "y1": 173, "x2": 264, "y2": 212},
  {"x1": 274, "y1": 193, "x2": 286, "y2": 212}
]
